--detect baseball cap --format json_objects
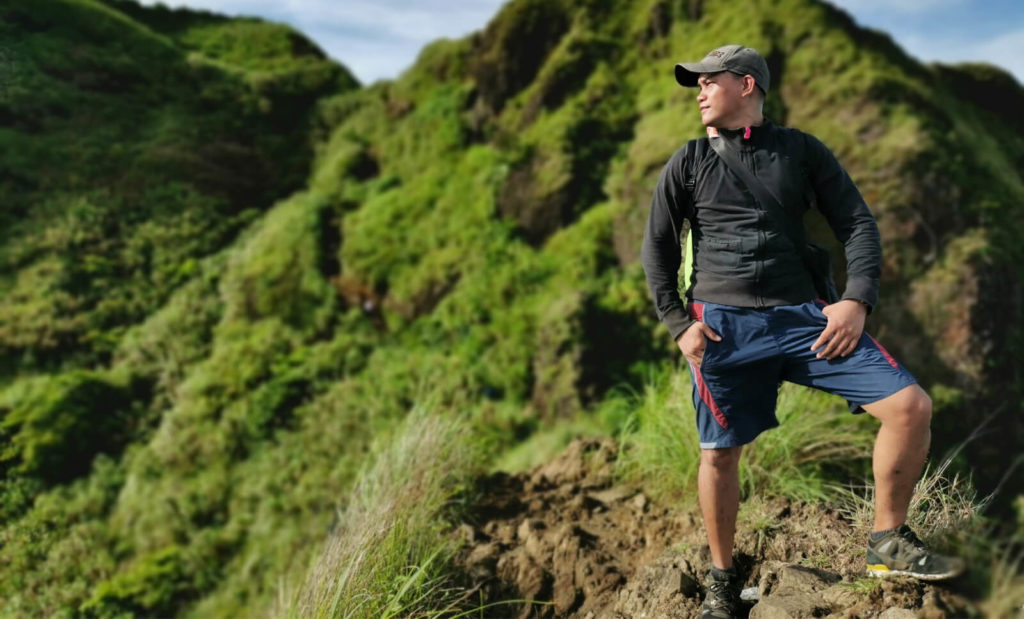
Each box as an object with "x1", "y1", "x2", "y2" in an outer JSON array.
[{"x1": 675, "y1": 44, "x2": 770, "y2": 94}]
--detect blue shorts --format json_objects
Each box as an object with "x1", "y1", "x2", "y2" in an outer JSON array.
[{"x1": 687, "y1": 299, "x2": 917, "y2": 449}]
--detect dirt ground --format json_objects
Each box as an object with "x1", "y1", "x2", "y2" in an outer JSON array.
[{"x1": 454, "y1": 438, "x2": 977, "y2": 618}]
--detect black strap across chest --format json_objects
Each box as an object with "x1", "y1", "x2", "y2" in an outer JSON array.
[{"x1": 707, "y1": 136, "x2": 807, "y2": 250}]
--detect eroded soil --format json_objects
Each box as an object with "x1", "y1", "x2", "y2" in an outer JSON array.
[{"x1": 454, "y1": 438, "x2": 975, "y2": 618}]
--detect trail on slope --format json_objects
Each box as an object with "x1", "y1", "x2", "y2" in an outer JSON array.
[{"x1": 454, "y1": 438, "x2": 973, "y2": 618}]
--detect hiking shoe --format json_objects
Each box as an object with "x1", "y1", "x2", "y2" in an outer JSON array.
[
  {"x1": 866, "y1": 524, "x2": 965, "y2": 581},
  {"x1": 701, "y1": 568, "x2": 741, "y2": 618}
]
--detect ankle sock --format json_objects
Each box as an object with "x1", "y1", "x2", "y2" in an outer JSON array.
[
  {"x1": 870, "y1": 527, "x2": 897, "y2": 542},
  {"x1": 711, "y1": 565, "x2": 737, "y2": 579}
]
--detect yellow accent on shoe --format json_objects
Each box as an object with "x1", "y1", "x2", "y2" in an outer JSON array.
[{"x1": 866, "y1": 564, "x2": 890, "y2": 573}]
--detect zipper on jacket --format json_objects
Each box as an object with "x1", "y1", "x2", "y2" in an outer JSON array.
[{"x1": 748, "y1": 148, "x2": 766, "y2": 308}]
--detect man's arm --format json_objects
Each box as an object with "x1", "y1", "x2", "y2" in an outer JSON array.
[
  {"x1": 804, "y1": 133, "x2": 882, "y2": 310},
  {"x1": 641, "y1": 146, "x2": 696, "y2": 342},
  {"x1": 803, "y1": 133, "x2": 880, "y2": 358}
]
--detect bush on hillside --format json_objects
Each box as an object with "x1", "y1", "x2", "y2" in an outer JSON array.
[{"x1": 0, "y1": 371, "x2": 134, "y2": 484}]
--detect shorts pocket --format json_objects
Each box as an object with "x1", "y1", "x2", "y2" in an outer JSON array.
[
  {"x1": 699, "y1": 338, "x2": 718, "y2": 370},
  {"x1": 696, "y1": 304, "x2": 718, "y2": 370}
]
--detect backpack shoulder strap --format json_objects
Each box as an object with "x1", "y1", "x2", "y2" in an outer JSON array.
[
  {"x1": 709, "y1": 136, "x2": 806, "y2": 246},
  {"x1": 683, "y1": 137, "x2": 710, "y2": 204}
]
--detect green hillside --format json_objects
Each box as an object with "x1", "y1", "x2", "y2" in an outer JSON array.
[{"x1": 0, "y1": 0, "x2": 1021, "y2": 615}]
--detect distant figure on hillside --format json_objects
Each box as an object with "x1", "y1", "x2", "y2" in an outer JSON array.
[{"x1": 640, "y1": 44, "x2": 964, "y2": 618}]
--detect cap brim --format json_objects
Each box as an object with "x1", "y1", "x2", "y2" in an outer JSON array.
[{"x1": 674, "y1": 62, "x2": 725, "y2": 87}]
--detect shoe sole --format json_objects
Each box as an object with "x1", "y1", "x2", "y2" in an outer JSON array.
[{"x1": 866, "y1": 564, "x2": 964, "y2": 581}]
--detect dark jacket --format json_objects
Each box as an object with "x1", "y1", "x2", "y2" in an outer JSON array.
[{"x1": 640, "y1": 120, "x2": 881, "y2": 341}]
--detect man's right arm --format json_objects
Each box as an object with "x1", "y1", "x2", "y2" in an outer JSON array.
[{"x1": 641, "y1": 146, "x2": 695, "y2": 342}]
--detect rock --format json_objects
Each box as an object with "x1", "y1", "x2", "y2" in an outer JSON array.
[
  {"x1": 586, "y1": 486, "x2": 636, "y2": 506},
  {"x1": 466, "y1": 542, "x2": 500, "y2": 580},
  {"x1": 552, "y1": 526, "x2": 582, "y2": 614},
  {"x1": 517, "y1": 518, "x2": 544, "y2": 541},
  {"x1": 759, "y1": 563, "x2": 781, "y2": 598},
  {"x1": 878, "y1": 609, "x2": 917, "y2": 619},
  {"x1": 534, "y1": 438, "x2": 615, "y2": 487},
  {"x1": 919, "y1": 589, "x2": 956, "y2": 619},
  {"x1": 631, "y1": 492, "x2": 649, "y2": 512},
  {"x1": 774, "y1": 564, "x2": 841, "y2": 594},
  {"x1": 821, "y1": 584, "x2": 861, "y2": 608},
  {"x1": 454, "y1": 522, "x2": 477, "y2": 544},
  {"x1": 749, "y1": 592, "x2": 831, "y2": 618},
  {"x1": 492, "y1": 521, "x2": 516, "y2": 545},
  {"x1": 749, "y1": 563, "x2": 844, "y2": 618},
  {"x1": 518, "y1": 518, "x2": 547, "y2": 562},
  {"x1": 515, "y1": 555, "x2": 550, "y2": 602},
  {"x1": 637, "y1": 564, "x2": 700, "y2": 598}
]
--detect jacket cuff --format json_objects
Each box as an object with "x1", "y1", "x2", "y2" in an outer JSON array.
[
  {"x1": 841, "y1": 276, "x2": 878, "y2": 313},
  {"x1": 664, "y1": 306, "x2": 695, "y2": 342}
]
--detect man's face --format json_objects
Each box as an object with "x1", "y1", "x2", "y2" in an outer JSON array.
[{"x1": 696, "y1": 72, "x2": 745, "y2": 128}]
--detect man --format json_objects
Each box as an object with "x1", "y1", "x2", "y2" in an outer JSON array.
[{"x1": 640, "y1": 45, "x2": 964, "y2": 618}]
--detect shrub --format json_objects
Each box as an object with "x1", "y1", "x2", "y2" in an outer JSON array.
[
  {"x1": 0, "y1": 371, "x2": 134, "y2": 484},
  {"x1": 80, "y1": 545, "x2": 194, "y2": 617}
]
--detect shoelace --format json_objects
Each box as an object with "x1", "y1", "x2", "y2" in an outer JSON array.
[
  {"x1": 896, "y1": 525, "x2": 927, "y2": 551},
  {"x1": 706, "y1": 579, "x2": 740, "y2": 608}
]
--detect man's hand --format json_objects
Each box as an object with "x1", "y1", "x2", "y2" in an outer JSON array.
[
  {"x1": 677, "y1": 321, "x2": 722, "y2": 368},
  {"x1": 810, "y1": 299, "x2": 867, "y2": 360}
]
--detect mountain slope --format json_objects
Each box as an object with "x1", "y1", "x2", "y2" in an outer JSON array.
[{"x1": 0, "y1": 0, "x2": 1021, "y2": 615}]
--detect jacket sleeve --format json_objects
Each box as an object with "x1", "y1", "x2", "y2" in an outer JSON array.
[
  {"x1": 803, "y1": 133, "x2": 882, "y2": 310},
  {"x1": 641, "y1": 145, "x2": 695, "y2": 341}
]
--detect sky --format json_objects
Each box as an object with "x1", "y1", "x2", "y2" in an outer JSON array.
[{"x1": 140, "y1": 0, "x2": 1024, "y2": 87}]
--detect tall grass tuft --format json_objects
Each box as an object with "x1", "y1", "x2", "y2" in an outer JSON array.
[
  {"x1": 615, "y1": 367, "x2": 701, "y2": 503},
  {"x1": 840, "y1": 432, "x2": 1024, "y2": 613},
  {"x1": 984, "y1": 543, "x2": 1024, "y2": 618},
  {"x1": 740, "y1": 382, "x2": 875, "y2": 502},
  {"x1": 840, "y1": 424, "x2": 995, "y2": 537},
  {"x1": 616, "y1": 366, "x2": 875, "y2": 505},
  {"x1": 281, "y1": 402, "x2": 486, "y2": 618}
]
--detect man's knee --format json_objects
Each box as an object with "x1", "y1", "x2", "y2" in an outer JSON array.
[
  {"x1": 701, "y1": 445, "x2": 743, "y2": 470},
  {"x1": 875, "y1": 385, "x2": 932, "y2": 431}
]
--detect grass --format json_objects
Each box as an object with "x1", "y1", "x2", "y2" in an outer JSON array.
[
  {"x1": 838, "y1": 433, "x2": 1024, "y2": 611},
  {"x1": 840, "y1": 425, "x2": 992, "y2": 539},
  {"x1": 281, "y1": 401, "x2": 488, "y2": 618},
  {"x1": 983, "y1": 544, "x2": 1024, "y2": 618},
  {"x1": 838, "y1": 577, "x2": 882, "y2": 595},
  {"x1": 1, "y1": 0, "x2": 1022, "y2": 614},
  {"x1": 615, "y1": 365, "x2": 875, "y2": 505}
]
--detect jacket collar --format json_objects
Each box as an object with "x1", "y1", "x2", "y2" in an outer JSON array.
[{"x1": 717, "y1": 119, "x2": 773, "y2": 149}]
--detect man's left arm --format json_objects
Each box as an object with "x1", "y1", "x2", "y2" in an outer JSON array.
[{"x1": 804, "y1": 133, "x2": 882, "y2": 359}]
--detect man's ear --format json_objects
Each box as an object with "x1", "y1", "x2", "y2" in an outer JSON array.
[{"x1": 741, "y1": 75, "x2": 757, "y2": 98}]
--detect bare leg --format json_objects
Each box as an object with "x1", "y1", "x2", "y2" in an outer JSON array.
[
  {"x1": 698, "y1": 446, "x2": 743, "y2": 569},
  {"x1": 862, "y1": 384, "x2": 932, "y2": 531}
]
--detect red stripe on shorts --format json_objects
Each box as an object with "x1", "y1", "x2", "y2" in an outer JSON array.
[
  {"x1": 868, "y1": 335, "x2": 898, "y2": 369},
  {"x1": 686, "y1": 302, "x2": 727, "y2": 429},
  {"x1": 689, "y1": 301, "x2": 704, "y2": 321},
  {"x1": 692, "y1": 364, "x2": 728, "y2": 430}
]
